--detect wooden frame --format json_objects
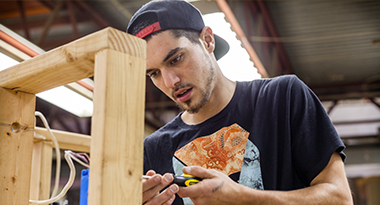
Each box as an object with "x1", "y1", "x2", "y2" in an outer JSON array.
[{"x1": 0, "y1": 27, "x2": 146, "y2": 205}]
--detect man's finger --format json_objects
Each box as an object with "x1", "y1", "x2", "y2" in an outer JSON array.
[
  {"x1": 143, "y1": 174, "x2": 162, "y2": 192},
  {"x1": 145, "y1": 184, "x2": 179, "y2": 205},
  {"x1": 163, "y1": 195, "x2": 176, "y2": 205},
  {"x1": 143, "y1": 173, "x2": 175, "y2": 203},
  {"x1": 146, "y1": 170, "x2": 156, "y2": 176},
  {"x1": 182, "y1": 166, "x2": 216, "y2": 179}
]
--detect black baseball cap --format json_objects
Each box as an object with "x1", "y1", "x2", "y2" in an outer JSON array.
[{"x1": 127, "y1": 0, "x2": 229, "y2": 60}]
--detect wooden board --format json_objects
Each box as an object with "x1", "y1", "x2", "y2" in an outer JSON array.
[
  {"x1": 88, "y1": 49, "x2": 145, "y2": 205},
  {"x1": 0, "y1": 39, "x2": 32, "y2": 62},
  {"x1": 0, "y1": 27, "x2": 146, "y2": 205},
  {"x1": 30, "y1": 141, "x2": 53, "y2": 200},
  {"x1": 66, "y1": 82, "x2": 94, "y2": 101},
  {"x1": 34, "y1": 127, "x2": 91, "y2": 153},
  {"x1": 0, "y1": 87, "x2": 36, "y2": 204},
  {"x1": 0, "y1": 27, "x2": 146, "y2": 94}
]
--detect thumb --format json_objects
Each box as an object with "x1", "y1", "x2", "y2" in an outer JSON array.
[{"x1": 182, "y1": 166, "x2": 217, "y2": 179}]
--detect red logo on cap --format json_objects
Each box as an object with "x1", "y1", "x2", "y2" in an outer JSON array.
[{"x1": 135, "y1": 22, "x2": 162, "y2": 39}]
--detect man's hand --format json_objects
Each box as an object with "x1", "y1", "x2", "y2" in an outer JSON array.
[
  {"x1": 143, "y1": 170, "x2": 179, "y2": 205},
  {"x1": 178, "y1": 153, "x2": 353, "y2": 205},
  {"x1": 177, "y1": 166, "x2": 244, "y2": 205}
]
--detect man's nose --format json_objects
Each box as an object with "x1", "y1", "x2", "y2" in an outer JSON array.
[{"x1": 162, "y1": 69, "x2": 180, "y2": 89}]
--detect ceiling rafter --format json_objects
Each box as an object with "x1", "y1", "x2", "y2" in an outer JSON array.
[
  {"x1": 36, "y1": 0, "x2": 64, "y2": 46},
  {"x1": 246, "y1": 1, "x2": 274, "y2": 77},
  {"x1": 16, "y1": 0, "x2": 30, "y2": 41},
  {"x1": 73, "y1": 0, "x2": 110, "y2": 28},
  {"x1": 253, "y1": 1, "x2": 293, "y2": 75},
  {"x1": 217, "y1": 0, "x2": 269, "y2": 78},
  {"x1": 6, "y1": 12, "x2": 92, "y2": 32},
  {"x1": 66, "y1": 0, "x2": 79, "y2": 39},
  {"x1": 37, "y1": 0, "x2": 54, "y2": 10}
]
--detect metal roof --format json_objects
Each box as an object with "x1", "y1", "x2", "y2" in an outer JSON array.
[{"x1": 266, "y1": 1, "x2": 380, "y2": 94}]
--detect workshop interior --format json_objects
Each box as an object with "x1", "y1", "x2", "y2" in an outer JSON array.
[{"x1": 0, "y1": 0, "x2": 379, "y2": 204}]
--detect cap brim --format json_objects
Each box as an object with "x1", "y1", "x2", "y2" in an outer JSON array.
[{"x1": 214, "y1": 34, "x2": 229, "y2": 60}]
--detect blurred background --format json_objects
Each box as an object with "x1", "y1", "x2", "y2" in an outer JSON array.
[{"x1": 0, "y1": 0, "x2": 379, "y2": 204}]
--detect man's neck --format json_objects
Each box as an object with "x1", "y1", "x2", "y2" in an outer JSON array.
[{"x1": 181, "y1": 75, "x2": 236, "y2": 125}]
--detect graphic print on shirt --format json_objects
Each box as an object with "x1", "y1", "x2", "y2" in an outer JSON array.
[{"x1": 172, "y1": 123, "x2": 263, "y2": 190}]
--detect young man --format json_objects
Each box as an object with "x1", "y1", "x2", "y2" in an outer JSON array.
[{"x1": 127, "y1": 1, "x2": 353, "y2": 204}]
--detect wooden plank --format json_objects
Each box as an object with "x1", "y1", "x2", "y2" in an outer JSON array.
[
  {"x1": 66, "y1": 81, "x2": 93, "y2": 101},
  {"x1": 0, "y1": 27, "x2": 146, "y2": 94},
  {"x1": 34, "y1": 127, "x2": 91, "y2": 153},
  {"x1": 1, "y1": 36, "x2": 94, "y2": 101},
  {"x1": 88, "y1": 49, "x2": 145, "y2": 205},
  {"x1": 0, "y1": 87, "x2": 36, "y2": 205},
  {"x1": 0, "y1": 39, "x2": 32, "y2": 62},
  {"x1": 30, "y1": 141, "x2": 53, "y2": 200}
]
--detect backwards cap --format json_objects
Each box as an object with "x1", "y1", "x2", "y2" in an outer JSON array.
[{"x1": 127, "y1": 0, "x2": 229, "y2": 60}]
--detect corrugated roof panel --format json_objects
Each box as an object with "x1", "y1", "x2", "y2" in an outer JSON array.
[{"x1": 266, "y1": 1, "x2": 380, "y2": 88}]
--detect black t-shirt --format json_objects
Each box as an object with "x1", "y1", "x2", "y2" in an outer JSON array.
[{"x1": 144, "y1": 75, "x2": 345, "y2": 205}]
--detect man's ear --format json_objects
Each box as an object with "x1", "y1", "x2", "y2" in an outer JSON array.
[{"x1": 200, "y1": 26, "x2": 215, "y2": 53}]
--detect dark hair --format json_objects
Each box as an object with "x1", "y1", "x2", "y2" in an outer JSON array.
[
  {"x1": 142, "y1": 28, "x2": 201, "y2": 46},
  {"x1": 141, "y1": 29, "x2": 202, "y2": 49},
  {"x1": 170, "y1": 29, "x2": 201, "y2": 45}
]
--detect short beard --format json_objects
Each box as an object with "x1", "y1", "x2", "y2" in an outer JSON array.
[{"x1": 177, "y1": 64, "x2": 215, "y2": 114}]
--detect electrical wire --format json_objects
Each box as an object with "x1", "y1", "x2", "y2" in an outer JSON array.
[
  {"x1": 34, "y1": 111, "x2": 61, "y2": 198},
  {"x1": 30, "y1": 112, "x2": 91, "y2": 204},
  {"x1": 29, "y1": 151, "x2": 76, "y2": 205},
  {"x1": 66, "y1": 150, "x2": 90, "y2": 168}
]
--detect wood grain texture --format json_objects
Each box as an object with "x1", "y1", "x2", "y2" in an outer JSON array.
[
  {"x1": 0, "y1": 87, "x2": 36, "y2": 205},
  {"x1": 34, "y1": 127, "x2": 91, "y2": 153},
  {"x1": 29, "y1": 141, "x2": 53, "y2": 200},
  {"x1": 0, "y1": 27, "x2": 146, "y2": 94},
  {"x1": 88, "y1": 49, "x2": 145, "y2": 205}
]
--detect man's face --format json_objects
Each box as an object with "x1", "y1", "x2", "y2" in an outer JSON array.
[{"x1": 146, "y1": 30, "x2": 216, "y2": 114}]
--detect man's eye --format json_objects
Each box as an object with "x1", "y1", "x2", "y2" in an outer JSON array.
[
  {"x1": 171, "y1": 54, "x2": 182, "y2": 64},
  {"x1": 148, "y1": 70, "x2": 159, "y2": 78}
]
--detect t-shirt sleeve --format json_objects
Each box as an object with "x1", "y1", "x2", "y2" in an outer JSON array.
[
  {"x1": 143, "y1": 138, "x2": 152, "y2": 174},
  {"x1": 288, "y1": 76, "x2": 345, "y2": 185}
]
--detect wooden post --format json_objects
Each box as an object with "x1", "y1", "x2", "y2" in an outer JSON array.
[
  {"x1": 34, "y1": 127, "x2": 91, "y2": 153},
  {"x1": 0, "y1": 87, "x2": 36, "y2": 204},
  {"x1": 0, "y1": 27, "x2": 146, "y2": 205},
  {"x1": 88, "y1": 49, "x2": 145, "y2": 204},
  {"x1": 30, "y1": 141, "x2": 53, "y2": 200}
]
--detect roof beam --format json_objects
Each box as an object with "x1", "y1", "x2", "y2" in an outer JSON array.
[
  {"x1": 37, "y1": 0, "x2": 55, "y2": 10},
  {"x1": 216, "y1": 0, "x2": 269, "y2": 78},
  {"x1": 36, "y1": 0, "x2": 64, "y2": 46},
  {"x1": 3, "y1": 13, "x2": 92, "y2": 32},
  {"x1": 66, "y1": 0, "x2": 79, "y2": 39},
  {"x1": 246, "y1": 1, "x2": 275, "y2": 77},
  {"x1": 369, "y1": 98, "x2": 380, "y2": 110},
  {"x1": 16, "y1": 0, "x2": 31, "y2": 40},
  {"x1": 253, "y1": 1, "x2": 293, "y2": 75},
  {"x1": 74, "y1": 0, "x2": 110, "y2": 28}
]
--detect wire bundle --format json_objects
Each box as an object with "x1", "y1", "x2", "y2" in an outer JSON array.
[{"x1": 30, "y1": 112, "x2": 90, "y2": 205}]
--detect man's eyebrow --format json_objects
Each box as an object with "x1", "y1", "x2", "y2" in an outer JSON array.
[
  {"x1": 146, "y1": 47, "x2": 184, "y2": 74},
  {"x1": 163, "y1": 47, "x2": 183, "y2": 63}
]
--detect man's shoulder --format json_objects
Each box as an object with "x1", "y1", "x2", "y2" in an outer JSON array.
[
  {"x1": 240, "y1": 74, "x2": 299, "y2": 87},
  {"x1": 264, "y1": 74, "x2": 300, "y2": 86},
  {"x1": 238, "y1": 74, "x2": 301, "y2": 95}
]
